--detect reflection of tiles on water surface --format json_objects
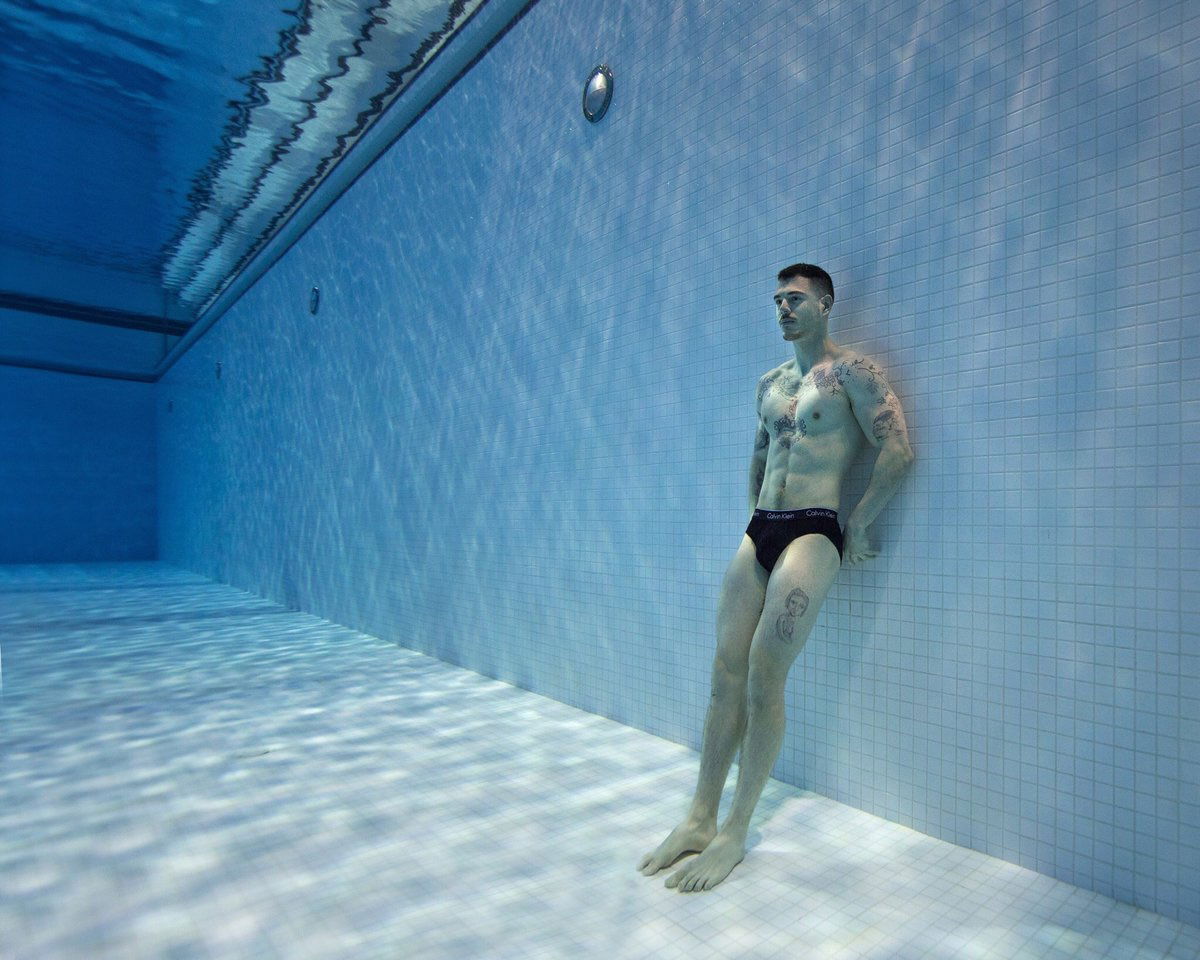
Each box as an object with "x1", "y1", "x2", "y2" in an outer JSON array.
[{"x1": 1, "y1": 564, "x2": 1197, "y2": 960}]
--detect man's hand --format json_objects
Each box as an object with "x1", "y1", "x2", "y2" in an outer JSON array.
[{"x1": 843, "y1": 520, "x2": 878, "y2": 565}]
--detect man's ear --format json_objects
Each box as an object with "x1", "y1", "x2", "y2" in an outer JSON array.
[{"x1": 820, "y1": 295, "x2": 832, "y2": 313}]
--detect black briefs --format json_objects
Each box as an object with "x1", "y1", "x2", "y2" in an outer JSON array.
[{"x1": 746, "y1": 507, "x2": 844, "y2": 572}]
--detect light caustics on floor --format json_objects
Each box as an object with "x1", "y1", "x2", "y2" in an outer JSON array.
[{"x1": 1, "y1": 564, "x2": 1197, "y2": 960}]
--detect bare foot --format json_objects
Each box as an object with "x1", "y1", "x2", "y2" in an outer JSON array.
[
  {"x1": 665, "y1": 831, "x2": 745, "y2": 892},
  {"x1": 637, "y1": 820, "x2": 717, "y2": 876}
]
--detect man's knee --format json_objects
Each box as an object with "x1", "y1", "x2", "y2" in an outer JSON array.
[
  {"x1": 745, "y1": 663, "x2": 786, "y2": 716},
  {"x1": 711, "y1": 650, "x2": 748, "y2": 698}
]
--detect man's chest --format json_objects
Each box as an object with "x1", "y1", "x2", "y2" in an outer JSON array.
[{"x1": 760, "y1": 367, "x2": 852, "y2": 438}]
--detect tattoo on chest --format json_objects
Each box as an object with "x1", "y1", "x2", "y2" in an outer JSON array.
[
  {"x1": 773, "y1": 406, "x2": 808, "y2": 445},
  {"x1": 760, "y1": 356, "x2": 903, "y2": 450},
  {"x1": 813, "y1": 365, "x2": 844, "y2": 395}
]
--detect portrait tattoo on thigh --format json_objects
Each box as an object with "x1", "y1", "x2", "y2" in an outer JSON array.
[{"x1": 775, "y1": 587, "x2": 810, "y2": 644}]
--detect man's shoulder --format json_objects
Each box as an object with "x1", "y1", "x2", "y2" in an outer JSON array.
[
  {"x1": 757, "y1": 360, "x2": 793, "y2": 382},
  {"x1": 830, "y1": 350, "x2": 893, "y2": 401},
  {"x1": 755, "y1": 361, "x2": 792, "y2": 408},
  {"x1": 828, "y1": 349, "x2": 884, "y2": 378}
]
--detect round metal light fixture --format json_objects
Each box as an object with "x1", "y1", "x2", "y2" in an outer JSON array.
[{"x1": 582, "y1": 64, "x2": 613, "y2": 123}]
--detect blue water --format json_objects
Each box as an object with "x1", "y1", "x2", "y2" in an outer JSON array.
[{"x1": 1, "y1": 0, "x2": 1198, "y2": 947}]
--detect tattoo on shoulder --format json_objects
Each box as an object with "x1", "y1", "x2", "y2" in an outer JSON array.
[
  {"x1": 844, "y1": 357, "x2": 893, "y2": 402},
  {"x1": 757, "y1": 371, "x2": 781, "y2": 404}
]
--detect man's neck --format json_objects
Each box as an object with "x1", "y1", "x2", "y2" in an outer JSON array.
[{"x1": 790, "y1": 335, "x2": 834, "y2": 376}]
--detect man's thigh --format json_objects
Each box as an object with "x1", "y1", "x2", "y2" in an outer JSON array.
[
  {"x1": 748, "y1": 534, "x2": 841, "y2": 685},
  {"x1": 713, "y1": 534, "x2": 770, "y2": 673}
]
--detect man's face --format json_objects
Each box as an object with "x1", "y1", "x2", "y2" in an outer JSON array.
[{"x1": 773, "y1": 277, "x2": 829, "y2": 341}]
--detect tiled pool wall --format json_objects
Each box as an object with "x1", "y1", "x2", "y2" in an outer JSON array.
[{"x1": 156, "y1": 0, "x2": 1200, "y2": 925}]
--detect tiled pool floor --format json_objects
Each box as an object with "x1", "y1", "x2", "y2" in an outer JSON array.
[{"x1": 2, "y1": 563, "x2": 1197, "y2": 960}]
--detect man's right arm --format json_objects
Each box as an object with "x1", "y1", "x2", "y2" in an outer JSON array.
[
  {"x1": 748, "y1": 422, "x2": 768, "y2": 516},
  {"x1": 748, "y1": 367, "x2": 771, "y2": 518},
  {"x1": 748, "y1": 371, "x2": 775, "y2": 515}
]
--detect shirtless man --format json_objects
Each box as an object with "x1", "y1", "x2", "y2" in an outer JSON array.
[{"x1": 637, "y1": 263, "x2": 914, "y2": 892}]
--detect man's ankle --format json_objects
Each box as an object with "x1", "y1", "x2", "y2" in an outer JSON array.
[{"x1": 717, "y1": 819, "x2": 750, "y2": 842}]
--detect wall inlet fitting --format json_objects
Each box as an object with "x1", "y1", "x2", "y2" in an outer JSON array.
[
  {"x1": 583, "y1": 65, "x2": 613, "y2": 123},
  {"x1": 309, "y1": 285, "x2": 320, "y2": 315}
]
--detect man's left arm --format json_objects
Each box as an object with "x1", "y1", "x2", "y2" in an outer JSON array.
[{"x1": 840, "y1": 357, "x2": 915, "y2": 563}]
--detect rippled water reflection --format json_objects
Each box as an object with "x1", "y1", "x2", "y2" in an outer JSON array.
[{"x1": 1, "y1": 0, "x2": 488, "y2": 327}]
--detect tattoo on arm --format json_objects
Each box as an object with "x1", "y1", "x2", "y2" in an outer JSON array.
[
  {"x1": 872, "y1": 408, "x2": 899, "y2": 443},
  {"x1": 775, "y1": 587, "x2": 810, "y2": 644},
  {"x1": 840, "y1": 356, "x2": 905, "y2": 445},
  {"x1": 754, "y1": 424, "x2": 769, "y2": 451}
]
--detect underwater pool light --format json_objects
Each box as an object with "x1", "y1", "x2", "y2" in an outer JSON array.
[{"x1": 583, "y1": 64, "x2": 613, "y2": 122}]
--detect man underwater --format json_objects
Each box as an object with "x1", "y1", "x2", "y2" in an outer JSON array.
[{"x1": 638, "y1": 263, "x2": 915, "y2": 892}]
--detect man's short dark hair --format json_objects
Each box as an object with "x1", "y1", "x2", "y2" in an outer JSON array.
[{"x1": 776, "y1": 263, "x2": 834, "y2": 305}]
